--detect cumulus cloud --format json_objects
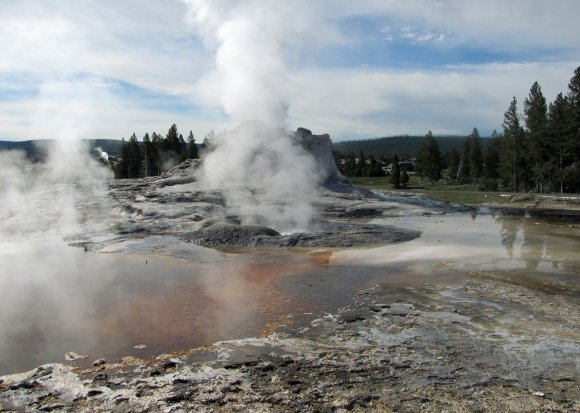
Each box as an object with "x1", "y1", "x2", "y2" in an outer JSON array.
[
  {"x1": 400, "y1": 26, "x2": 447, "y2": 44},
  {"x1": 328, "y1": 0, "x2": 580, "y2": 52},
  {"x1": 0, "y1": 0, "x2": 578, "y2": 141},
  {"x1": 288, "y1": 61, "x2": 579, "y2": 139}
]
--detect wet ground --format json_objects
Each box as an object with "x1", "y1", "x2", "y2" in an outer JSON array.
[{"x1": 1, "y1": 208, "x2": 578, "y2": 379}]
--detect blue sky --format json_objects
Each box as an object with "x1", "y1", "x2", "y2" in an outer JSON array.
[{"x1": 0, "y1": 0, "x2": 578, "y2": 142}]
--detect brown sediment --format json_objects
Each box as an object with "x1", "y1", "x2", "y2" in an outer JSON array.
[
  {"x1": 260, "y1": 315, "x2": 295, "y2": 337},
  {"x1": 77, "y1": 252, "x2": 337, "y2": 369}
]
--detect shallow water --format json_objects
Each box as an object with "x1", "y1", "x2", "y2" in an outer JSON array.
[
  {"x1": 0, "y1": 237, "x2": 333, "y2": 373},
  {"x1": 0, "y1": 208, "x2": 579, "y2": 374},
  {"x1": 336, "y1": 209, "x2": 580, "y2": 281}
]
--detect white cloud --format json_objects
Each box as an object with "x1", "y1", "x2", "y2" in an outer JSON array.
[
  {"x1": 400, "y1": 26, "x2": 447, "y2": 44},
  {"x1": 0, "y1": 1, "x2": 578, "y2": 141},
  {"x1": 329, "y1": 0, "x2": 580, "y2": 52},
  {"x1": 288, "y1": 61, "x2": 578, "y2": 140}
]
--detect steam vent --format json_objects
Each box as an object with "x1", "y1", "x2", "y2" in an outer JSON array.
[{"x1": 89, "y1": 127, "x2": 420, "y2": 251}]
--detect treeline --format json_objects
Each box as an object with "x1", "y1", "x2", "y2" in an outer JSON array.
[
  {"x1": 338, "y1": 152, "x2": 385, "y2": 177},
  {"x1": 414, "y1": 66, "x2": 580, "y2": 193},
  {"x1": 115, "y1": 124, "x2": 200, "y2": 179},
  {"x1": 333, "y1": 135, "x2": 468, "y2": 160}
]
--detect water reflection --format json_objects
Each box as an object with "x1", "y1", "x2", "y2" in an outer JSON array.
[
  {"x1": 358, "y1": 210, "x2": 580, "y2": 281},
  {"x1": 493, "y1": 211, "x2": 580, "y2": 274},
  {"x1": 0, "y1": 239, "x2": 327, "y2": 374}
]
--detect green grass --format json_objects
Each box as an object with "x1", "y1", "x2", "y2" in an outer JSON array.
[
  {"x1": 347, "y1": 176, "x2": 393, "y2": 190},
  {"x1": 421, "y1": 190, "x2": 510, "y2": 205},
  {"x1": 347, "y1": 176, "x2": 511, "y2": 205}
]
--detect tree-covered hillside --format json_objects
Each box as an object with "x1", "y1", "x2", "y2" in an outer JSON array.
[{"x1": 332, "y1": 135, "x2": 471, "y2": 159}]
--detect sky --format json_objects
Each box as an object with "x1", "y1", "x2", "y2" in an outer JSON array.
[{"x1": 0, "y1": 0, "x2": 578, "y2": 142}]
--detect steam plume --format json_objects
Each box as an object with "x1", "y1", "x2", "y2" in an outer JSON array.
[
  {"x1": 183, "y1": 0, "x2": 321, "y2": 232},
  {"x1": 95, "y1": 146, "x2": 109, "y2": 162}
]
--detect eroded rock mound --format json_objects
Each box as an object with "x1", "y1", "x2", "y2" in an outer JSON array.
[
  {"x1": 293, "y1": 127, "x2": 351, "y2": 189},
  {"x1": 182, "y1": 221, "x2": 420, "y2": 248}
]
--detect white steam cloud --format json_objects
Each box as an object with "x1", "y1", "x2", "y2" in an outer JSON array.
[
  {"x1": 183, "y1": 0, "x2": 322, "y2": 232},
  {"x1": 95, "y1": 146, "x2": 109, "y2": 162},
  {"x1": 0, "y1": 78, "x2": 114, "y2": 372}
]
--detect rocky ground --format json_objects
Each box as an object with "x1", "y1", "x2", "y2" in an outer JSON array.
[
  {"x1": 69, "y1": 157, "x2": 441, "y2": 253},
  {"x1": 1, "y1": 274, "x2": 578, "y2": 412},
  {"x1": 1, "y1": 133, "x2": 578, "y2": 412}
]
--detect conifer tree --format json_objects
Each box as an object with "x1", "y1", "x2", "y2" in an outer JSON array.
[
  {"x1": 567, "y1": 66, "x2": 580, "y2": 191},
  {"x1": 549, "y1": 93, "x2": 576, "y2": 193},
  {"x1": 483, "y1": 130, "x2": 501, "y2": 190},
  {"x1": 468, "y1": 127, "x2": 483, "y2": 183},
  {"x1": 447, "y1": 147, "x2": 460, "y2": 182},
  {"x1": 127, "y1": 133, "x2": 142, "y2": 178},
  {"x1": 500, "y1": 98, "x2": 525, "y2": 192},
  {"x1": 390, "y1": 154, "x2": 401, "y2": 189},
  {"x1": 416, "y1": 131, "x2": 442, "y2": 182},
  {"x1": 143, "y1": 133, "x2": 152, "y2": 177},
  {"x1": 178, "y1": 133, "x2": 187, "y2": 162},
  {"x1": 151, "y1": 132, "x2": 162, "y2": 175},
  {"x1": 187, "y1": 130, "x2": 199, "y2": 159},
  {"x1": 524, "y1": 82, "x2": 549, "y2": 192}
]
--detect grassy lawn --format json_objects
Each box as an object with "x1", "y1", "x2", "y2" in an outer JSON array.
[{"x1": 347, "y1": 176, "x2": 511, "y2": 206}]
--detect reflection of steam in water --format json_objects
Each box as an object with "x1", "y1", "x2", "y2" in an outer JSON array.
[
  {"x1": 0, "y1": 137, "x2": 114, "y2": 374},
  {"x1": 0, "y1": 236, "x2": 329, "y2": 374}
]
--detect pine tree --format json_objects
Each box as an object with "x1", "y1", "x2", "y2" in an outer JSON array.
[
  {"x1": 390, "y1": 154, "x2": 401, "y2": 189},
  {"x1": 416, "y1": 131, "x2": 442, "y2": 182},
  {"x1": 187, "y1": 130, "x2": 199, "y2": 159},
  {"x1": 166, "y1": 124, "x2": 180, "y2": 153},
  {"x1": 468, "y1": 127, "x2": 483, "y2": 183},
  {"x1": 143, "y1": 133, "x2": 152, "y2": 177},
  {"x1": 567, "y1": 66, "x2": 580, "y2": 192},
  {"x1": 446, "y1": 147, "x2": 460, "y2": 182},
  {"x1": 483, "y1": 130, "x2": 501, "y2": 190},
  {"x1": 549, "y1": 93, "x2": 576, "y2": 193},
  {"x1": 500, "y1": 97, "x2": 525, "y2": 192},
  {"x1": 524, "y1": 82, "x2": 549, "y2": 192},
  {"x1": 178, "y1": 133, "x2": 187, "y2": 162},
  {"x1": 151, "y1": 132, "x2": 162, "y2": 175},
  {"x1": 127, "y1": 133, "x2": 142, "y2": 178}
]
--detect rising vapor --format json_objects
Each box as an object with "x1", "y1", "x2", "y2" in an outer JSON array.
[
  {"x1": 183, "y1": 0, "x2": 322, "y2": 232},
  {"x1": 0, "y1": 78, "x2": 114, "y2": 371}
]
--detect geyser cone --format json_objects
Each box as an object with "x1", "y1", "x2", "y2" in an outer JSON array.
[{"x1": 200, "y1": 121, "x2": 322, "y2": 233}]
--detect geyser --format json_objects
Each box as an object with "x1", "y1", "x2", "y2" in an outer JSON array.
[{"x1": 184, "y1": 0, "x2": 322, "y2": 232}]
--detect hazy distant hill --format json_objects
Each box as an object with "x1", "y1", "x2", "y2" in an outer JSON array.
[
  {"x1": 0, "y1": 139, "x2": 122, "y2": 161},
  {"x1": 332, "y1": 135, "x2": 471, "y2": 159}
]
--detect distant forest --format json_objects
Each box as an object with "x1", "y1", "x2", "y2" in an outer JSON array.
[
  {"x1": 113, "y1": 124, "x2": 201, "y2": 179},
  {"x1": 334, "y1": 66, "x2": 580, "y2": 194},
  {"x1": 332, "y1": 135, "x2": 473, "y2": 160}
]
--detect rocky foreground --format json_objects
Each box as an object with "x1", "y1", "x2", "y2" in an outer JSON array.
[
  {"x1": 1, "y1": 273, "x2": 578, "y2": 412},
  {"x1": 1, "y1": 130, "x2": 578, "y2": 411}
]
